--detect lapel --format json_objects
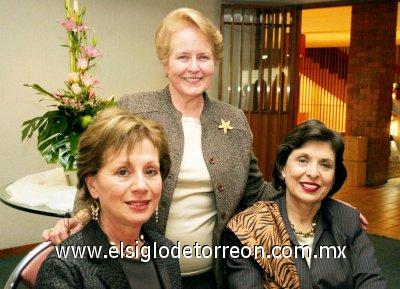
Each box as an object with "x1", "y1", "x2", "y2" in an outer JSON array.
[
  {"x1": 276, "y1": 195, "x2": 299, "y2": 246},
  {"x1": 142, "y1": 87, "x2": 184, "y2": 233},
  {"x1": 199, "y1": 93, "x2": 250, "y2": 222},
  {"x1": 227, "y1": 201, "x2": 301, "y2": 289},
  {"x1": 83, "y1": 221, "x2": 131, "y2": 289}
]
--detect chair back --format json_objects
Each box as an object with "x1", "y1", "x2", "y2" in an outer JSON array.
[{"x1": 4, "y1": 241, "x2": 53, "y2": 289}]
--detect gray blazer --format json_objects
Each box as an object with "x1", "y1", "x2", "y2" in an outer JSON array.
[
  {"x1": 225, "y1": 196, "x2": 387, "y2": 289},
  {"x1": 118, "y1": 87, "x2": 280, "y2": 287},
  {"x1": 35, "y1": 221, "x2": 182, "y2": 289}
]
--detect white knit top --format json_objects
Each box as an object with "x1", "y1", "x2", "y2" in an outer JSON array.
[{"x1": 165, "y1": 117, "x2": 216, "y2": 276}]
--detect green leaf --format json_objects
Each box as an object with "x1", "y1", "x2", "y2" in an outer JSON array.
[
  {"x1": 24, "y1": 84, "x2": 54, "y2": 98},
  {"x1": 69, "y1": 133, "x2": 80, "y2": 155},
  {"x1": 38, "y1": 118, "x2": 55, "y2": 141},
  {"x1": 51, "y1": 116, "x2": 68, "y2": 135},
  {"x1": 38, "y1": 135, "x2": 58, "y2": 153},
  {"x1": 21, "y1": 117, "x2": 41, "y2": 141}
]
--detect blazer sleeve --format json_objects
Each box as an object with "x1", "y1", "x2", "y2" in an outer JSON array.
[
  {"x1": 349, "y1": 226, "x2": 388, "y2": 289},
  {"x1": 237, "y1": 110, "x2": 282, "y2": 211},
  {"x1": 35, "y1": 256, "x2": 81, "y2": 289},
  {"x1": 224, "y1": 229, "x2": 264, "y2": 289}
]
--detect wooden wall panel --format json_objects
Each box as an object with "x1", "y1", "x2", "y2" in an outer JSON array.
[{"x1": 220, "y1": 5, "x2": 300, "y2": 180}]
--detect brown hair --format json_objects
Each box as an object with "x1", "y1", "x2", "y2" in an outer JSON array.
[
  {"x1": 155, "y1": 7, "x2": 223, "y2": 64},
  {"x1": 74, "y1": 108, "x2": 171, "y2": 212}
]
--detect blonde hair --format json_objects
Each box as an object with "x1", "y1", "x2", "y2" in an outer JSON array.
[
  {"x1": 155, "y1": 8, "x2": 223, "y2": 64},
  {"x1": 74, "y1": 108, "x2": 171, "y2": 212}
]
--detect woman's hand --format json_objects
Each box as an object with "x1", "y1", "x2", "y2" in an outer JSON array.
[
  {"x1": 359, "y1": 212, "x2": 368, "y2": 230},
  {"x1": 42, "y1": 217, "x2": 84, "y2": 244}
]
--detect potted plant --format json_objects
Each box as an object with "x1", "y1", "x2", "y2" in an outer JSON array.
[{"x1": 22, "y1": 0, "x2": 116, "y2": 184}]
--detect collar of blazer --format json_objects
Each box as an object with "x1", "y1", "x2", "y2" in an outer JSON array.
[{"x1": 156, "y1": 86, "x2": 248, "y2": 133}]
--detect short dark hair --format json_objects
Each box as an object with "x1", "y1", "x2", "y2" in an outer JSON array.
[{"x1": 272, "y1": 119, "x2": 347, "y2": 198}]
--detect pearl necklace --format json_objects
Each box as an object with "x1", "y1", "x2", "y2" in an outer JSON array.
[{"x1": 290, "y1": 215, "x2": 318, "y2": 238}]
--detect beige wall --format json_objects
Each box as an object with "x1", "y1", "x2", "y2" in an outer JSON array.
[{"x1": 0, "y1": 0, "x2": 221, "y2": 250}]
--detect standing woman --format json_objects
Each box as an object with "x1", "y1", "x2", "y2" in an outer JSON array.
[{"x1": 115, "y1": 8, "x2": 279, "y2": 288}]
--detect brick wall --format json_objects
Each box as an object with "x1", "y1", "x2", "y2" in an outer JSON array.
[{"x1": 345, "y1": 2, "x2": 397, "y2": 185}]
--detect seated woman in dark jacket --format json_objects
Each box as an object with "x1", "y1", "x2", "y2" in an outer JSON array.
[
  {"x1": 225, "y1": 119, "x2": 387, "y2": 289},
  {"x1": 35, "y1": 108, "x2": 181, "y2": 289}
]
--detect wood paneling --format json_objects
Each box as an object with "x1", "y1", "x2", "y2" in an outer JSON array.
[{"x1": 220, "y1": 5, "x2": 300, "y2": 180}]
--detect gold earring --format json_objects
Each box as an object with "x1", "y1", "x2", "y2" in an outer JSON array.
[{"x1": 91, "y1": 199, "x2": 99, "y2": 221}]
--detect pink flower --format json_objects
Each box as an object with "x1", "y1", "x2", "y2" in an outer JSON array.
[
  {"x1": 81, "y1": 74, "x2": 99, "y2": 87},
  {"x1": 82, "y1": 46, "x2": 100, "y2": 58},
  {"x1": 58, "y1": 19, "x2": 77, "y2": 32},
  {"x1": 81, "y1": 75, "x2": 91, "y2": 87},
  {"x1": 88, "y1": 89, "x2": 95, "y2": 100},
  {"x1": 77, "y1": 58, "x2": 89, "y2": 70},
  {"x1": 77, "y1": 24, "x2": 89, "y2": 32},
  {"x1": 52, "y1": 93, "x2": 63, "y2": 101},
  {"x1": 71, "y1": 83, "x2": 82, "y2": 95}
]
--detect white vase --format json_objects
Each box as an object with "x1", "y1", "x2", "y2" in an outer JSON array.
[{"x1": 64, "y1": 169, "x2": 78, "y2": 187}]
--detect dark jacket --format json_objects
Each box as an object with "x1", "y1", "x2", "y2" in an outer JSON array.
[
  {"x1": 226, "y1": 196, "x2": 387, "y2": 289},
  {"x1": 35, "y1": 221, "x2": 182, "y2": 289}
]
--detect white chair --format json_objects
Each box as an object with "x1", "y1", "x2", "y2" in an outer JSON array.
[{"x1": 4, "y1": 241, "x2": 53, "y2": 289}]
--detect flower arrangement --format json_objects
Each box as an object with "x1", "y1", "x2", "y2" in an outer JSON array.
[{"x1": 22, "y1": 0, "x2": 116, "y2": 171}]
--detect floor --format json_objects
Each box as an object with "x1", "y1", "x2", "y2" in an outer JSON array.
[{"x1": 334, "y1": 177, "x2": 400, "y2": 240}]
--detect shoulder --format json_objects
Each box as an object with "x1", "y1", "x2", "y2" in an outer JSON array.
[
  {"x1": 36, "y1": 233, "x2": 85, "y2": 288},
  {"x1": 209, "y1": 97, "x2": 247, "y2": 121},
  {"x1": 44, "y1": 228, "x2": 86, "y2": 263},
  {"x1": 227, "y1": 201, "x2": 280, "y2": 232},
  {"x1": 45, "y1": 221, "x2": 101, "y2": 263},
  {"x1": 205, "y1": 97, "x2": 250, "y2": 134},
  {"x1": 118, "y1": 88, "x2": 167, "y2": 113},
  {"x1": 323, "y1": 198, "x2": 361, "y2": 235}
]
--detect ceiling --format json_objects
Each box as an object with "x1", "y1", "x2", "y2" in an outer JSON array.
[
  {"x1": 225, "y1": 0, "x2": 393, "y2": 7},
  {"x1": 302, "y1": 5, "x2": 400, "y2": 47},
  {"x1": 224, "y1": 0, "x2": 399, "y2": 47}
]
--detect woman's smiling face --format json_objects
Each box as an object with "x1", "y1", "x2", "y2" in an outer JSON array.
[
  {"x1": 164, "y1": 26, "x2": 215, "y2": 100},
  {"x1": 282, "y1": 140, "x2": 335, "y2": 206},
  {"x1": 86, "y1": 138, "x2": 162, "y2": 230}
]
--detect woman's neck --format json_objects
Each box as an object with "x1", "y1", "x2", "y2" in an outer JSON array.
[
  {"x1": 285, "y1": 193, "x2": 321, "y2": 232},
  {"x1": 169, "y1": 84, "x2": 204, "y2": 119},
  {"x1": 99, "y1": 215, "x2": 141, "y2": 248}
]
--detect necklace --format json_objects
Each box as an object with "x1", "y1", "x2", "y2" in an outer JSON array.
[{"x1": 290, "y1": 214, "x2": 318, "y2": 238}]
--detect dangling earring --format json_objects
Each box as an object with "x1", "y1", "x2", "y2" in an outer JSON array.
[
  {"x1": 155, "y1": 206, "x2": 159, "y2": 223},
  {"x1": 91, "y1": 199, "x2": 99, "y2": 221}
]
